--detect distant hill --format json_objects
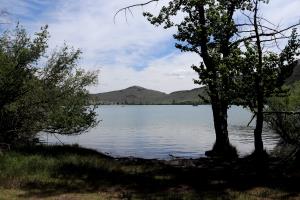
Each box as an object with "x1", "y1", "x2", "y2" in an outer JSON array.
[
  {"x1": 164, "y1": 87, "x2": 208, "y2": 104},
  {"x1": 90, "y1": 61, "x2": 300, "y2": 105},
  {"x1": 90, "y1": 86, "x2": 207, "y2": 105}
]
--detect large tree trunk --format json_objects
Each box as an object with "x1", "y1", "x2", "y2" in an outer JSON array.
[
  {"x1": 198, "y1": 3, "x2": 236, "y2": 158},
  {"x1": 212, "y1": 103, "x2": 229, "y2": 148},
  {"x1": 205, "y1": 95, "x2": 237, "y2": 158}
]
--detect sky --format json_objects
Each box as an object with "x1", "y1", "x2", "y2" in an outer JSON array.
[{"x1": 1, "y1": 0, "x2": 300, "y2": 93}]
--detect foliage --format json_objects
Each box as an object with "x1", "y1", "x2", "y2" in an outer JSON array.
[
  {"x1": 266, "y1": 81, "x2": 300, "y2": 146},
  {"x1": 239, "y1": 29, "x2": 300, "y2": 111},
  {"x1": 143, "y1": 0, "x2": 249, "y2": 104},
  {"x1": 236, "y1": 4, "x2": 300, "y2": 153},
  {"x1": 0, "y1": 25, "x2": 98, "y2": 144}
]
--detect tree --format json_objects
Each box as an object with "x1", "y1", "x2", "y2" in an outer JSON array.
[
  {"x1": 116, "y1": 0, "x2": 256, "y2": 158},
  {"x1": 237, "y1": 0, "x2": 300, "y2": 155},
  {"x1": 116, "y1": 0, "x2": 299, "y2": 158},
  {"x1": 0, "y1": 25, "x2": 98, "y2": 145}
]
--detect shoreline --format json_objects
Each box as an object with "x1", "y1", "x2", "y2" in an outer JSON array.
[{"x1": 1, "y1": 144, "x2": 299, "y2": 199}]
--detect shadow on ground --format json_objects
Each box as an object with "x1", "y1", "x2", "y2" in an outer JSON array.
[{"x1": 1, "y1": 145, "x2": 300, "y2": 199}]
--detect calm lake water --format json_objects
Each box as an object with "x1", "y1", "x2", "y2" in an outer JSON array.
[{"x1": 41, "y1": 105, "x2": 280, "y2": 159}]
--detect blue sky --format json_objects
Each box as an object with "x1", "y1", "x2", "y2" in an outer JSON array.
[{"x1": 1, "y1": 0, "x2": 300, "y2": 93}]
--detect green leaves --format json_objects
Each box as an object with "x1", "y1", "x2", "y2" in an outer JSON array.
[
  {"x1": 238, "y1": 28, "x2": 300, "y2": 111},
  {"x1": 0, "y1": 25, "x2": 98, "y2": 144},
  {"x1": 143, "y1": 0, "x2": 254, "y2": 106},
  {"x1": 266, "y1": 81, "x2": 300, "y2": 145},
  {"x1": 41, "y1": 47, "x2": 98, "y2": 135}
]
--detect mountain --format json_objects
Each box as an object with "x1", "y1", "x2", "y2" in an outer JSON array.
[
  {"x1": 90, "y1": 61, "x2": 300, "y2": 105},
  {"x1": 90, "y1": 86, "x2": 207, "y2": 105},
  {"x1": 164, "y1": 87, "x2": 208, "y2": 104}
]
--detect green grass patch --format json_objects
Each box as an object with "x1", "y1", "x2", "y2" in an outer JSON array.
[{"x1": 0, "y1": 145, "x2": 299, "y2": 199}]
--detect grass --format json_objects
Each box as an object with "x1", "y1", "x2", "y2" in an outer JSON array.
[{"x1": 0, "y1": 145, "x2": 299, "y2": 200}]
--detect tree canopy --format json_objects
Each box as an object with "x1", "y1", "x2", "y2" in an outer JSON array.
[{"x1": 0, "y1": 25, "x2": 98, "y2": 145}]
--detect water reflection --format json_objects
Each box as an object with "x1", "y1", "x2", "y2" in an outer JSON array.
[{"x1": 41, "y1": 105, "x2": 280, "y2": 160}]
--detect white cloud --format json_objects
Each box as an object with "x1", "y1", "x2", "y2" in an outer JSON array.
[
  {"x1": 90, "y1": 52, "x2": 200, "y2": 93},
  {"x1": 261, "y1": 0, "x2": 300, "y2": 25},
  {"x1": 2, "y1": 0, "x2": 300, "y2": 93}
]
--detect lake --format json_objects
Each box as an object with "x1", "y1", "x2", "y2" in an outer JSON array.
[{"x1": 41, "y1": 105, "x2": 280, "y2": 159}]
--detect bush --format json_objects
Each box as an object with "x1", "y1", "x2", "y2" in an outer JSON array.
[
  {"x1": 266, "y1": 81, "x2": 300, "y2": 146},
  {"x1": 0, "y1": 25, "x2": 98, "y2": 145}
]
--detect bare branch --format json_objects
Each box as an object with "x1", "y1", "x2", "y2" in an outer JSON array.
[
  {"x1": 128, "y1": 8, "x2": 134, "y2": 18},
  {"x1": 231, "y1": 23, "x2": 300, "y2": 47},
  {"x1": 259, "y1": 16, "x2": 277, "y2": 27},
  {"x1": 236, "y1": 23, "x2": 253, "y2": 27},
  {"x1": 114, "y1": 0, "x2": 159, "y2": 23}
]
